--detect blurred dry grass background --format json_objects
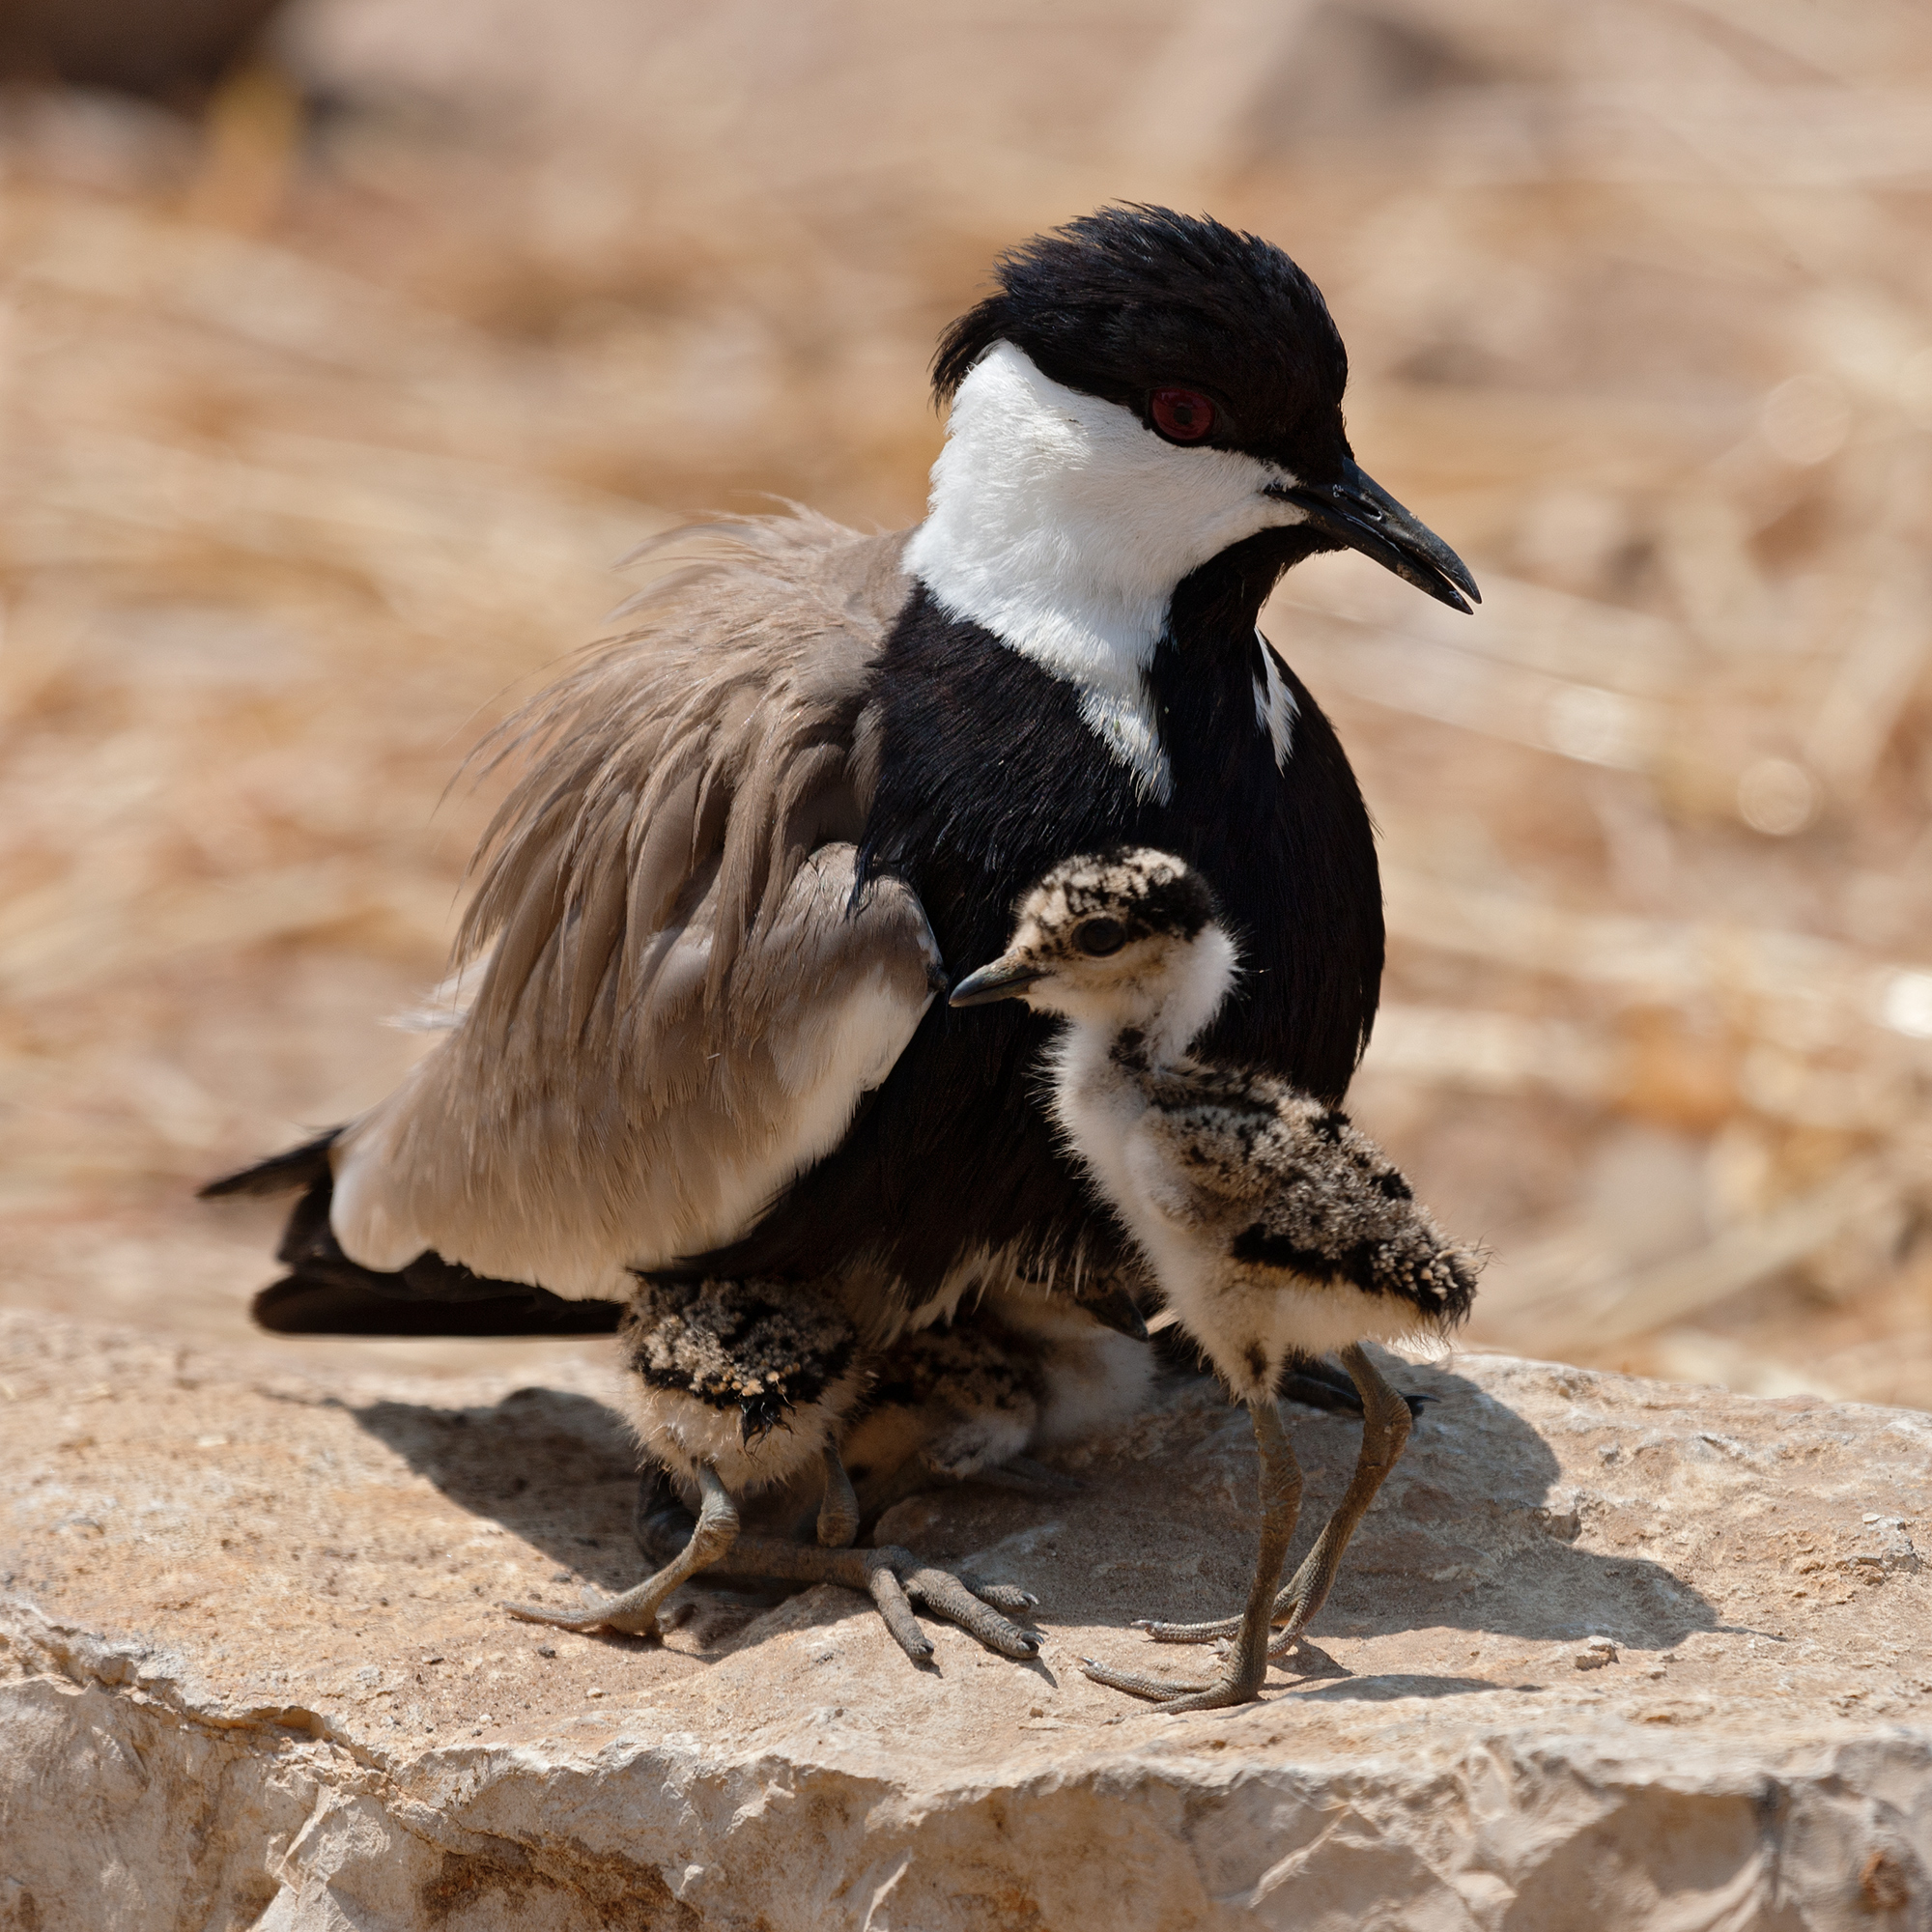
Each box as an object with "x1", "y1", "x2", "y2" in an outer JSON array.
[{"x1": 3, "y1": 0, "x2": 1932, "y2": 1400}]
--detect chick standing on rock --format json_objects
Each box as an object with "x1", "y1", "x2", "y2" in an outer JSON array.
[{"x1": 951, "y1": 849, "x2": 1482, "y2": 1711}]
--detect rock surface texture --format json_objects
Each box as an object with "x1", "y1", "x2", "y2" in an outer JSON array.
[{"x1": 1, "y1": 1310, "x2": 1929, "y2": 1931}]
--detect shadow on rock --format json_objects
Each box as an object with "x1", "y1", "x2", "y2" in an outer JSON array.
[
  {"x1": 350, "y1": 1386, "x2": 650, "y2": 1597},
  {"x1": 348, "y1": 1387, "x2": 822, "y2": 1645},
  {"x1": 1240, "y1": 1354, "x2": 1726, "y2": 1653},
  {"x1": 347, "y1": 1352, "x2": 1732, "y2": 1665},
  {"x1": 1289, "y1": 1673, "x2": 1518, "y2": 1701},
  {"x1": 1073, "y1": 1351, "x2": 1731, "y2": 1659}
]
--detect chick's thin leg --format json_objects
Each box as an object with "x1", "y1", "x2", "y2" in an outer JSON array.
[
  {"x1": 545, "y1": 1442, "x2": 1035, "y2": 1662},
  {"x1": 1264, "y1": 1341, "x2": 1411, "y2": 1655},
  {"x1": 504, "y1": 1461, "x2": 740, "y2": 1637},
  {"x1": 1136, "y1": 1344, "x2": 1413, "y2": 1652},
  {"x1": 1082, "y1": 1397, "x2": 1301, "y2": 1711},
  {"x1": 816, "y1": 1443, "x2": 861, "y2": 1548}
]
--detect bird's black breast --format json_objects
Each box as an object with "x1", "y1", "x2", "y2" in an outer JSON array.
[{"x1": 689, "y1": 583, "x2": 1382, "y2": 1298}]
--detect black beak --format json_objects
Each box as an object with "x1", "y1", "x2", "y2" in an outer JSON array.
[
  {"x1": 1266, "y1": 460, "x2": 1480, "y2": 614},
  {"x1": 949, "y1": 957, "x2": 1043, "y2": 1007}
]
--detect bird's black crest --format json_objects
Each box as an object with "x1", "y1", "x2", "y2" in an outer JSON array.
[{"x1": 931, "y1": 205, "x2": 1350, "y2": 477}]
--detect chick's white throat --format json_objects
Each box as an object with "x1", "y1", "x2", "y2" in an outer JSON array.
[{"x1": 1037, "y1": 924, "x2": 1240, "y2": 1064}]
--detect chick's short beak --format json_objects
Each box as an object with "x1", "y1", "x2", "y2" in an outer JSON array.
[
  {"x1": 949, "y1": 956, "x2": 1044, "y2": 1007},
  {"x1": 1266, "y1": 459, "x2": 1480, "y2": 614}
]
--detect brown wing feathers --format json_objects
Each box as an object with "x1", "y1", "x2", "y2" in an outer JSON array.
[
  {"x1": 456, "y1": 510, "x2": 908, "y2": 1065},
  {"x1": 308, "y1": 511, "x2": 935, "y2": 1296}
]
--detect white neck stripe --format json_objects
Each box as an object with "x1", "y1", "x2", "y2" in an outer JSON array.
[{"x1": 1253, "y1": 632, "x2": 1298, "y2": 772}]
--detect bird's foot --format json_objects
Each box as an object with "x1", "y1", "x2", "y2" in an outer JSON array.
[
  {"x1": 508, "y1": 1459, "x2": 739, "y2": 1639},
  {"x1": 1132, "y1": 1602, "x2": 1323, "y2": 1659},
  {"x1": 500, "y1": 1580, "x2": 671, "y2": 1638},
  {"x1": 713, "y1": 1531, "x2": 1040, "y2": 1667},
  {"x1": 1264, "y1": 1591, "x2": 1321, "y2": 1659},
  {"x1": 1079, "y1": 1655, "x2": 1263, "y2": 1713}
]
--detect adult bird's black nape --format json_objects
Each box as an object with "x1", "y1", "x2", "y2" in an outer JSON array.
[{"x1": 201, "y1": 206, "x2": 1479, "y2": 1667}]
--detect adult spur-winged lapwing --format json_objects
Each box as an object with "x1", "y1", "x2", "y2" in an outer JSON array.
[
  {"x1": 204, "y1": 206, "x2": 1479, "y2": 1662},
  {"x1": 951, "y1": 848, "x2": 1483, "y2": 1709}
]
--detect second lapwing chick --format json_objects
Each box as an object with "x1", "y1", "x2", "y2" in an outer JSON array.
[{"x1": 952, "y1": 848, "x2": 1482, "y2": 1711}]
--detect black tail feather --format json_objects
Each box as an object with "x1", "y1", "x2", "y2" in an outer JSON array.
[
  {"x1": 203, "y1": 1128, "x2": 625, "y2": 1338},
  {"x1": 198, "y1": 1130, "x2": 341, "y2": 1200},
  {"x1": 252, "y1": 1274, "x2": 625, "y2": 1337}
]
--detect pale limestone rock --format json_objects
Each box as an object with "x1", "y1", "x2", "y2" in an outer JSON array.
[{"x1": 2, "y1": 1310, "x2": 1929, "y2": 1929}]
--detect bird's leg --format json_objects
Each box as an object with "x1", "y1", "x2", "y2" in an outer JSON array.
[
  {"x1": 609, "y1": 1443, "x2": 1035, "y2": 1665},
  {"x1": 527, "y1": 1449, "x2": 1034, "y2": 1666},
  {"x1": 503, "y1": 1462, "x2": 740, "y2": 1637},
  {"x1": 1263, "y1": 1340, "x2": 1411, "y2": 1656},
  {"x1": 816, "y1": 1444, "x2": 861, "y2": 1548},
  {"x1": 1082, "y1": 1396, "x2": 1302, "y2": 1711},
  {"x1": 1135, "y1": 1344, "x2": 1414, "y2": 1653},
  {"x1": 634, "y1": 1461, "x2": 696, "y2": 1565}
]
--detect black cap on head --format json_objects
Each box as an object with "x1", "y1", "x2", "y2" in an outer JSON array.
[{"x1": 932, "y1": 205, "x2": 1351, "y2": 483}]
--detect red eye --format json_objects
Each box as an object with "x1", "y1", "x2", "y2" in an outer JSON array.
[{"x1": 1151, "y1": 388, "x2": 1216, "y2": 442}]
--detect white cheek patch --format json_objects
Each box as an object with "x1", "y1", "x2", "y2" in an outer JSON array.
[{"x1": 906, "y1": 344, "x2": 1308, "y2": 802}]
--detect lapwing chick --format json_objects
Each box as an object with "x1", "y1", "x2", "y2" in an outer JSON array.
[
  {"x1": 500, "y1": 1271, "x2": 1044, "y2": 1667},
  {"x1": 952, "y1": 850, "x2": 1482, "y2": 1712}
]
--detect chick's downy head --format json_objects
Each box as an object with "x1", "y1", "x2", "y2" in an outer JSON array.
[{"x1": 951, "y1": 848, "x2": 1236, "y2": 1043}]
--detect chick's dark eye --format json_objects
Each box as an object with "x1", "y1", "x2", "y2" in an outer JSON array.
[
  {"x1": 1075, "y1": 917, "x2": 1127, "y2": 956},
  {"x1": 1151, "y1": 388, "x2": 1216, "y2": 442}
]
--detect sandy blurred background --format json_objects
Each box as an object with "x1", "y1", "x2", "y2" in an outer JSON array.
[{"x1": 2, "y1": 0, "x2": 1930, "y2": 1404}]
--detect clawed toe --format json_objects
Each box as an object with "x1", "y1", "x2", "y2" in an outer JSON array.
[
  {"x1": 900, "y1": 1556, "x2": 1041, "y2": 1660},
  {"x1": 1131, "y1": 1613, "x2": 1241, "y2": 1646},
  {"x1": 711, "y1": 1532, "x2": 1040, "y2": 1665},
  {"x1": 499, "y1": 1592, "x2": 661, "y2": 1638},
  {"x1": 1079, "y1": 1656, "x2": 1260, "y2": 1713},
  {"x1": 1265, "y1": 1605, "x2": 1315, "y2": 1659},
  {"x1": 964, "y1": 1578, "x2": 1039, "y2": 1614},
  {"x1": 867, "y1": 1552, "x2": 1041, "y2": 1665}
]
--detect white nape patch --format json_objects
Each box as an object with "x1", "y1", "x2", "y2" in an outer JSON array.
[
  {"x1": 1251, "y1": 631, "x2": 1298, "y2": 772},
  {"x1": 1032, "y1": 923, "x2": 1238, "y2": 1062},
  {"x1": 1155, "y1": 925, "x2": 1239, "y2": 1059},
  {"x1": 905, "y1": 343, "x2": 1309, "y2": 804}
]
